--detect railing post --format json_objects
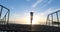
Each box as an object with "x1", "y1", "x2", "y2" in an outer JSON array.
[
  {"x1": 7, "y1": 9, "x2": 10, "y2": 25},
  {"x1": 56, "y1": 12, "x2": 59, "y2": 27},
  {"x1": 0, "y1": 7, "x2": 3, "y2": 18},
  {"x1": 51, "y1": 14, "x2": 53, "y2": 26},
  {"x1": 46, "y1": 15, "x2": 49, "y2": 25}
]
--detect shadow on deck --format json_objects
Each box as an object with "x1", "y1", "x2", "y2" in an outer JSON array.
[{"x1": 0, "y1": 24, "x2": 60, "y2": 32}]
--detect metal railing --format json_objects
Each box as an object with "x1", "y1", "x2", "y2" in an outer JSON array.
[
  {"x1": 0, "y1": 5, "x2": 10, "y2": 25},
  {"x1": 46, "y1": 10, "x2": 60, "y2": 27}
]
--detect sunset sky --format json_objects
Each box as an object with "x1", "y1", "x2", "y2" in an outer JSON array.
[{"x1": 0, "y1": 0, "x2": 60, "y2": 25}]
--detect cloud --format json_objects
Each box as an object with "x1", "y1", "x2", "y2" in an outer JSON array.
[
  {"x1": 32, "y1": 0, "x2": 43, "y2": 8},
  {"x1": 39, "y1": 8, "x2": 60, "y2": 20},
  {"x1": 32, "y1": 0, "x2": 52, "y2": 9},
  {"x1": 26, "y1": 0, "x2": 31, "y2": 2},
  {"x1": 41, "y1": 0, "x2": 52, "y2": 8},
  {"x1": 46, "y1": 8, "x2": 60, "y2": 15},
  {"x1": 40, "y1": 8, "x2": 60, "y2": 16}
]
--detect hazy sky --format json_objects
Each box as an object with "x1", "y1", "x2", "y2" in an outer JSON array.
[{"x1": 0, "y1": 0, "x2": 60, "y2": 24}]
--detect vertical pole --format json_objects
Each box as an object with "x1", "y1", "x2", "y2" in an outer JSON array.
[
  {"x1": 0, "y1": 7, "x2": 3, "y2": 18},
  {"x1": 46, "y1": 16, "x2": 47, "y2": 25},
  {"x1": 0, "y1": 6, "x2": 3, "y2": 24},
  {"x1": 46, "y1": 15, "x2": 49, "y2": 25},
  {"x1": 51, "y1": 14, "x2": 53, "y2": 26},
  {"x1": 49, "y1": 15, "x2": 50, "y2": 26},
  {"x1": 7, "y1": 9, "x2": 10, "y2": 25},
  {"x1": 56, "y1": 12, "x2": 59, "y2": 27},
  {"x1": 4, "y1": 15, "x2": 6, "y2": 24}
]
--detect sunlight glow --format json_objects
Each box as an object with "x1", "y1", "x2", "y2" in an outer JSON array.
[
  {"x1": 25, "y1": 11, "x2": 41, "y2": 25},
  {"x1": 9, "y1": 10, "x2": 46, "y2": 25},
  {"x1": 32, "y1": 14, "x2": 39, "y2": 24}
]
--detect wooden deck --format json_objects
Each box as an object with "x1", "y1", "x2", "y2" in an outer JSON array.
[{"x1": 0, "y1": 24, "x2": 60, "y2": 32}]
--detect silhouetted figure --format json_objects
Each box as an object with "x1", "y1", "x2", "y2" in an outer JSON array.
[
  {"x1": 30, "y1": 12, "x2": 33, "y2": 31},
  {"x1": 30, "y1": 12, "x2": 33, "y2": 24}
]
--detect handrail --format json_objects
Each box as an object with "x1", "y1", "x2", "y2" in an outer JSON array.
[
  {"x1": 0, "y1": 5, "x2": 10, "y2": 25},
  {"x1": 46, "y1": 10, "x2": 60, "y2": 27},
  {"x1": 49, "y1": 10, "x2": 60, "y2": 15},
  {"x1": 0, "y1": 5, "x2": 9, "y2": 10}
]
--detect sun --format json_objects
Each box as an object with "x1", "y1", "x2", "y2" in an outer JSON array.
[
  {"x1": 22, "y1": 11, "x2": 41, "y2": 25},
  {"x1": 26, "y1": 12, "x2": 40, "y2": 25},
  {"x1": 32, "y1": 14, "x2": 40, "y2": 24}
]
